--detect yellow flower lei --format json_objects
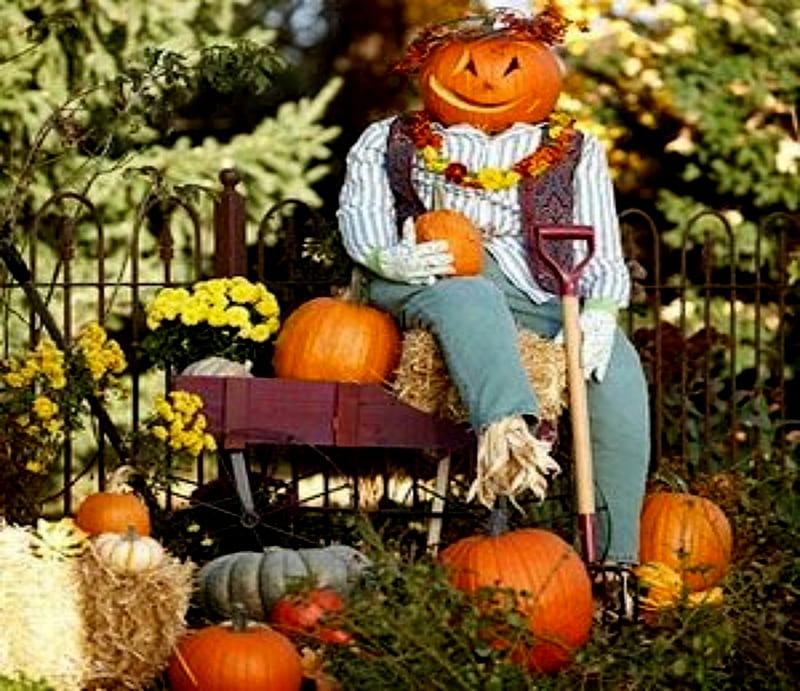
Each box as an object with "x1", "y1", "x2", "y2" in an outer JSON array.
[{"x1": 409, "y1": 110, "x2": 577, "y2": 192}]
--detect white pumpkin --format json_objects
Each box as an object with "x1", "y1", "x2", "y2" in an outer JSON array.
[
  {"x1": 94, "y1": 527, "x2": 165, "y2": 574},
  {"x1": 180, "y1": 356, "x2": 253, "y2": 377}
]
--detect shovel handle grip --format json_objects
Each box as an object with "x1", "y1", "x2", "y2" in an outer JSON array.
[{"x1": 532, "y1": 225, "x2": 595, "y2": 297}]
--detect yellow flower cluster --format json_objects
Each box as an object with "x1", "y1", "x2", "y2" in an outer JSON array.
[
  {"x1": 3, "y1": 341, "x2": 67, "y2": 440},
  {"x1": 3, "y1": 338, "x2": 66, "y2": 390},
  {"x1": 1, "y1": 324, "x2": 128, "y2": 456},
  {"x1": 147, "y1": 390, "x2": 217, "y2": 458},
  {"x1": 76, "y1": 322, "x2": 127, "y2": 381},
  {"x1": 418, "y1": 111, "x2": 576, "y2": 191},
  {"x1": 146, "y1": 277, "x2": 280, "y2": 343}
]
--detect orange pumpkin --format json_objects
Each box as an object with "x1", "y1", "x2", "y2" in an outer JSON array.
[
  {"x1": 639, "y1": 491, "x2": 733, "y2": 592},
  {"x1": 419, "y1": 37, "x2": 563, "y2": 133},
  {"x1": 74, "y1": 491, "x2": 151, "y2": 536},
  {"x1": 272, "y1": 295, "x2": 401, "y2": 383},
  {"x1": 168, "y1": 605, "x2": 303, "y2": 691},
  {"x1": 440, "y1": 524, "x2": 593, "y2": 674},
  {"x1": 415, "y1": 209, "x2": 483, "y2": 275}
]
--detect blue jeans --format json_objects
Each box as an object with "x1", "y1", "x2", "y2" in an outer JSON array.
[{"x1": 367, "y1": 257, "x2": 650, "y2": 563}]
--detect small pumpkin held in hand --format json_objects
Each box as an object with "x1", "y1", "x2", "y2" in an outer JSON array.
[
  {"x1": 168, "y1": 603, "x2": 303, "y2": 691},
  {"x1": 94, "y1": 526, "x2": 165, "y2": 574},
  {"x1": 415, "y1": 209, "x2": 483, "y2": 276},
  {"x1": 639, "y1": 491, "x2": 733, "y2": 591}
]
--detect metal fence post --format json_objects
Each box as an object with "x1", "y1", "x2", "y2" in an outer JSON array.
[{"x1": 214, "y1": 168, "x2": 247, "y2": 277}]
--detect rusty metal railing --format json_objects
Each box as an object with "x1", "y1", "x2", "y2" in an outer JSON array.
[{"x1": 1, "y1": 168, "x2": 796, "y2": 522}]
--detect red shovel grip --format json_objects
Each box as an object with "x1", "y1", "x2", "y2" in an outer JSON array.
[{"x1": 530, "y1": 225, "x2": 595, "y2": 297}]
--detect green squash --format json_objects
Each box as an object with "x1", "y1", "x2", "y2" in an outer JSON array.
[{"x1": 197, "y1": 545, "x2": 371, "y2": 620}]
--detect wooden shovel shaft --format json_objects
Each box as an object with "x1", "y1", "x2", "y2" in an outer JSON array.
[
  {"x1": 527, "y1": 224, "x2": 599, "y2": 563},
  {"x1": 562, "y1": 294, "x2": 598, "y2": 563}
]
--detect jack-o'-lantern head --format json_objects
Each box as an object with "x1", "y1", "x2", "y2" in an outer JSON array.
[
  {"x1": 396, "y1": 4, "x2": 574, "y2": 133},
  {"x1": 419, "y1": 36, "x2": 562, "y2": 133}
]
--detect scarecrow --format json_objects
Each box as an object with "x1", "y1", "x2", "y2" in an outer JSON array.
[{"x1": 337, "y1": 4, "x2": 649, "y2": 567}]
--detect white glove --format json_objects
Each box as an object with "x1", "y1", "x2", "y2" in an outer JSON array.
[
  {"x1": 365, "y1": 218, "x2": 454, "y2": 285},
  {"x1": 555, "y1": 299, "x2": 618, "y2": 382},
  {"x1": 578, "y1": 304, "x2": 618, "y2": 382}
]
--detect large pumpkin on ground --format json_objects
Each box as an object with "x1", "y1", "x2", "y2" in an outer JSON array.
[
  {"x1": 168, "y1": 605, "x2": 303, "y2": 691},
  {"x1": 439, "y1": 525, "x2": 593, "y2": 674},
  {"x1": 639, "y1": 491, "x2": 733, "y2": 591},
  {"x1": 419, "y1": 37, "x2": 563, "y2": 133},
  {"x1": 197, "y1": 545, "x2": 371, "y2": 621},
  {"x1": 272, "y1": 295, "x2": 401, "y2": 383},
  {"x1": 415, "y1": 209, "x2": 483, "y2": 276}
]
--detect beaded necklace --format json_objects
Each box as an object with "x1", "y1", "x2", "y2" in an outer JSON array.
[{"x1": 406, "y1": 110, "x2": 576, "y2": 191}]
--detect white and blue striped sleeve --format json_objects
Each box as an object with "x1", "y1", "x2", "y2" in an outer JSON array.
[
  {"x1": 573, "y1": 133, "x2": 630, "y2": 308},
  {"x1": 336, "y1": 117, "x2": 399, "y2": 266}
]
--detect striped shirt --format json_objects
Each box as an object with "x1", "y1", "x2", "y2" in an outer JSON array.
[{"x1": 337, "y1": 116, "x2": 630, "y2": 307}]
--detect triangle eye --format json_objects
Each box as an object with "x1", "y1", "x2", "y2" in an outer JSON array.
[
  {"x1": 504, "y1": 57, "x2": 521, "y2": 76},
  {"x1": 464, "y1": 58, "x2": 478, "y2": 76}
]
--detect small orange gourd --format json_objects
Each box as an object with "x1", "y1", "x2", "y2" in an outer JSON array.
[
  {"x1": 415, "y1": 209, "x2": 483, "y2": 276},
  {"x1": 272, "y1": 292, "x2": 401, "y2": 384},
  {"x1": 639, "y1": 491, "x2": 733, "y2": 592},
  {"x1": 439, "y1": 511, "x2": 593, "y2": 674},
  {"x1": 74, "y1": 491, "x2": 151, "y2": 536}
]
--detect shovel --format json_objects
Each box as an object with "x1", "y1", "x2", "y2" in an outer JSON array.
[{"x1": 529, "y1": 224, "x2": 598, "y2": 563}]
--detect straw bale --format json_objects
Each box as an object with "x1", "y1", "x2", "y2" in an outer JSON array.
[
  {"x1": 0, "y1": 521, "x2": 87, "y2": 691},
  {"x1": 78, "y1": 545, "x2": 194, "y2": 690},
  {"x1": 392, "y1": 328, "x2": 567, "y2": 423}
]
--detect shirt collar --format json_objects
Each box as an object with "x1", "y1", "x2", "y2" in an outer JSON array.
[{"x1": 433, "y1": 120, "x2": 547, "y2": 140}]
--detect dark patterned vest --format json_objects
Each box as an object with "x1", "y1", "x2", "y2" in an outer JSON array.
[{"x1": 385, "y1": 113, "x2": 585, "y2": 294}]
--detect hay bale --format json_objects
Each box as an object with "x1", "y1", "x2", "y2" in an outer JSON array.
[
  {"x1": 0, "y1": 521, "x2": 87, "y2": 691},
  {"x1": 78, "y1": 545, "x2": 194, "y2": 690},
  {"x1": 392, "y1": 328, "x2": 567, "y2": 424}
]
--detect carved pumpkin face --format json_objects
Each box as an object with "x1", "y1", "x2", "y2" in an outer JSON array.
[{"x1": 419, "y1": 36, "x2": 563, "y2": 133}]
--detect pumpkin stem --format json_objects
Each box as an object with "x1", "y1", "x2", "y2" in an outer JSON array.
[
  {"x1": 230, "y1": 602, "x2": 249, "y2": 633},
  {"x1": 125, "y1": 525, "x2": 139, "y2": 540},
  {"x1": 106, "y1": 464, "x2": 138, "y2": 492},
  {"x1": 487, "y1": 496, "x2": 510, "y2": 536},
  {"x1": 336, "y1": 265, "x2": 368, "y2": 303}
]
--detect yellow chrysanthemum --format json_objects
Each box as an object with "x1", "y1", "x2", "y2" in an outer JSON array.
[
  {"x1": 170, "y1": 390, "x2": 203, "y2": 416},
  {"x1": 229, "y1": 281, "x2": 261, "y2": 304},
  {"x1": 207, "y1": 307, "x2": 230, "y2": 328},
  {"x1": 4, "y1": 371, "x2": 26, "y2": 388},
  {"x1": 225, "y1": 305, "x2": 251, "y2": 329},
  {"x1": 476, "y1": 167, "x2": 520, "y2": 191},
  {"x1": 255, "y1": 295, "x2": 280, "y2": 318},
  {"x1": 249, "y1": 324, "x2": 273, "y2": 343},
  {"x1": 179, "y1": 302, "x2": 207, "y2": 326},
  {"x1": 25, "y1": 460, "x2": 46, "y2": 474},
  {"x1": 49, "y1": 374, "x2": 68, "y2": 389},
  {"x1": 32, "y1": 396, "x2": 59, "y2": 420},
  {"x1": 154, "y1": 395, "x2": 175, "y2": 421}
]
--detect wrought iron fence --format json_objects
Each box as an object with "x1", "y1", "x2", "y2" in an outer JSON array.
[{"x1": 1, "y1": 169, "x2": 797, "y2": 535}]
